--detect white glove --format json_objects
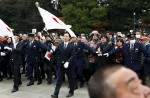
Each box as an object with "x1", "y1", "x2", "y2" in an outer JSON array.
[
  {"x1": 64, "y1": 62, "x2": 69, "y2": 68},
  {"x1": 96, "y1": 51, "x2": 102, "y2": 56},
  {"x1": 4, "y1": 46, "x2": 12, "y2": 51},
  {"x1": 103, "y1": 53, "x2": 109, "y2": 57},
  {"x1": 50, "y1": 50, "x2": 53, "y2": 53},
  {"x1": 1, "y1": 52, "x2": 6, "y2": 56},
  {"x1": 98, "y1": 53, "x2": 103, "y2": 56}
]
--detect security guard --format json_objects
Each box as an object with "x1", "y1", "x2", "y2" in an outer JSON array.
[
  {"x1": 51, "y1": 33, "x2": 76, "y2": 98},
  {"x1": 25, "y1": 33, "x2": 51, "y2": 86},
  {"x1": 71, "y1": 36, "x2": 96, "y2": 88},
  {"x1": 103, "y1": 34, "x2": 150, "y2": 77}
]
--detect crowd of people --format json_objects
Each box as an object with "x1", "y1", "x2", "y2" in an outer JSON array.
[{"x1": 0, "y1": 30, "x2": 150, "y2": 98}]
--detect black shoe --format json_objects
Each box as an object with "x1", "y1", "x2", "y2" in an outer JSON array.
[
  {"x1": 27, "y1": 81, "x2": 34, "y2": 86},
  {"x1": 80, "y1": 82, "x2": 84, "y2": 88},
  {"x1": 25, "y1": 73, "x2": 27, "y2": 77},
  {"x1": 47, "y1": 80, "x2": 52, "y2": 85},
  {"x1": 34, "y1": 78, "x2": 37, "y2": 81},
  {"x1": 66, "y1": 93, "x2": 74, "y2": 97},
  {"x1": 42, "y1": 76, "x2": 45, "y2": 79},
  {"x1": 37, "y1": 80, "x2": 42, "y2": 85},
  {"x1": 74, "y1": 85, "x2": 78, "y2": 90},
  {"x1": 21, "y1": 71, "x2": 25, "y2": 74},
  {"x1": 3, "y1": 75, "x2": 7, "y2": 78},
  {"x1": 7, "y1": 76, "x2": 12, "y2": 80},
  {"x1": 19, "y1": 81, "x2": 22, "y2": 85},
  {"x1": 51, "y1": 94, "x2": 58, "y2": 98},
  {"x1": 11, "y1": 87, "x2": 18, "y2": 93},
  {"x1": 0, "y1": 77, "x2": 3, "y2": 81}
]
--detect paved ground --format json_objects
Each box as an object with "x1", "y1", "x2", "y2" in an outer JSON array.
[{"x1": 0, "y1": 76, "x2": 89, "y2": 98}]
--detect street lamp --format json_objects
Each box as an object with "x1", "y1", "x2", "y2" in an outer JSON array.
[{"x1": 133, "y1": 12, "x2": 136, "y2": 34}]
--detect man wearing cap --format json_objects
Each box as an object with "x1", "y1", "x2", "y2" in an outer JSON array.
[
  {"x1": 103, "y1": 34, "x2": 150, "y2": 78},
  {"x1": 71, "y1": 35, "x2": 96, "y2": 88},
  {"x1": 25, "y1": 33, "x2": 51, "y2": 86}
]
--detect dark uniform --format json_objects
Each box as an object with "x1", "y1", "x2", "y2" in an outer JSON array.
[
  {"x1": 25, "y1": 40, "x2": 50, "y2": 86},
  {"x1": 109, "y1": 42, "x2": 150, "y2": 75},
  {"x1": 143, "y1": 44, "x2": 150, "y2": 86},
  {"x1": 73, "y1": 41, "x2": 95, "y2": 88},
  {"x1": 0, "y1": 42, "x2": 4, "y2": 81}
]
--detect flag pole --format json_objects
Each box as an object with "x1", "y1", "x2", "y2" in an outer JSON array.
[{"x1": 35, "y1": 2, "x2": 40, "y2": 7}]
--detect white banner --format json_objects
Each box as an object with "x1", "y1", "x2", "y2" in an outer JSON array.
[
  {"x1": 37, "y1": 7, "x2": 76, "y2": 37},
  {"x1": 0, "y1": 19, "x2": 16, "y2": 48}
]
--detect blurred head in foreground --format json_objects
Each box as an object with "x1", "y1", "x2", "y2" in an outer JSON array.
[{"x1": 88, "y1": 65, "x2": 150, "y2": 98}]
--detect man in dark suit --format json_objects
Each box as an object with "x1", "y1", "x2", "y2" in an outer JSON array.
[
  {"x1": 25, "y1": 33, "x2": 51, "y2": 86},
  {"x1": 51, "y1": 33, "x2": 75, "y2": 98},
  {"x1": 4, "y1": 36, "x2": 23, "y2": 93}
]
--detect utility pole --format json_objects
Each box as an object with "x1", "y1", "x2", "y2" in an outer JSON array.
[{"x1": 133, "y1": 12, "x2": 136, "y2": 34}]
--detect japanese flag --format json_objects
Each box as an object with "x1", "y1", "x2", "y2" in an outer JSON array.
[
  {"x1": 45, "y1": 51, "x2": 52, "y2": 61},
  {"x1": 0, "y1": 19, "x2": 16, "y2": 48},
  {"x1": 0, "y1": 19, "x2": 13, "y2": 36},
  {"x1": 37, "y1": 6, "x2": 76, "y2": 37}
]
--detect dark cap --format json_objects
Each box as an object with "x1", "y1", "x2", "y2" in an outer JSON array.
[
  {"x1": 126, "y1": 33, "x2": 135, "y2": 39},
  {"x1": 28, "y1": 33, "x2": 35, "y2": 37}
]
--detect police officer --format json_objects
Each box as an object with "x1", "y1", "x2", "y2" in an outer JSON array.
[
  {"x1": 71, "y1": 36, "x2": 96, "y2": 88},
  {"x1": 25, "y1": 33, "x2": 51, "y2": 86},
  {"x1": 103, "y1": 34, "x2": 150, "y2": 77}
]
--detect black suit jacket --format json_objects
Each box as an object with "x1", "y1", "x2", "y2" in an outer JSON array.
[
  {"x1": 55, "y1": 42, "x2": 75, "y2": 67},
  {"x1": 10, "y1": 42, "x2": 23, "y2": 65}
]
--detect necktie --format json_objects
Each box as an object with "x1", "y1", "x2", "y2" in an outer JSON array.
[
  {"x1": 131, "y1": 44, "x2": 134, "y2": 49},
  {"x1": 74, "y1": 43, "x2": 77, "y2": 47},
  {"x1": 29, "y1": 42, "x2": 32, "y2": 47},
  {"x1": 64, "y1": 44, "x2": 67, "y2": 49}
]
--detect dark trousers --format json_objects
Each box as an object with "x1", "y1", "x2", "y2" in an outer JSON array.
[
  {"x1": 0, "y1": 60, "x2": 2, "y2": 79},
  {"x1": 76, "y1": 58, "x2": 84, "y2": 82},
  {"x1": 1, "y1": 59, "x2": 7, "y2": 77},
  {"x1": 27, "y1": 63, "x2": 41, "y2": 80},
  {"x1": 89, "y1": 63, "x2": 97, "y2": 75},
  {"x1": 39, "y1": 61, "x2": 45, "y2": 79},
  {"x1": 12, "y1": 63, "x2": 21, "y2": 87},
  {"x1": 7, "y1": 62, "x2": 12, "y2": 77},
  {"x1": 54, "y1": 63, "x2": 75, "y2": 95},
  {"x1": 44, "y1": 60, "x2": 52, "y2": 81}
]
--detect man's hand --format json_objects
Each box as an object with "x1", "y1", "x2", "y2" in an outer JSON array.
[
  {"x1": 1, "y1": 52, "x2": 6, "y2": 56},
  {"x1": 96, "y1": 51, "x2": 102, "y2": 56},
  {"x1": 64, "y1": 62, "x2": 69, "y2": 68},
  {"x1": 103, "y1": 53, "x2": 109, "y2": 57},
  {"x1": 98, "y1": 53, "x2": 103, "y2": 56},
  {"x1": 4, "y1": 46, "x2": 12, "y2": 51}
]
